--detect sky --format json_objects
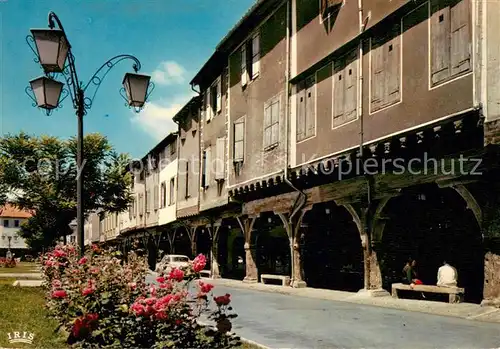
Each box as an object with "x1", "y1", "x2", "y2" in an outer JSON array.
[{"x1": 0, "y1": 0, "x2": 254, "y2": 159}]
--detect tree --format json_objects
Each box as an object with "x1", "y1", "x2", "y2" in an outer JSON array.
[{"x1": 0, "y1": 132, "x2": 132, "y2": 249}]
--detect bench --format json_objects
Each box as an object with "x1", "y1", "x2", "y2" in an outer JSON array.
[
  {"x1": 199, "y1": 270, "x2": 211, "y2": 277},
  {"x1": 260, "y1": 274, "x2": 290, "y2": 287},
  {"x1": 391, "y1": 283, "x2": 465, "y2": 303}
]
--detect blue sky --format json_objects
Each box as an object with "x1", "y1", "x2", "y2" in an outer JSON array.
[{"x1": 0, "y1": 0, "x2": 254, "y2": 159}]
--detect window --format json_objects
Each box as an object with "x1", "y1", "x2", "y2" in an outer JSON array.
[
  {"x1": 146, "y1": 190, "x2": 151, "y2": 213},
  {"x1": 3, "y1": 220, "x2": 8, "y2": 228},
  {"x1": 14, "y1": 220, "x2": 20, "y2": 228},
  {"x1": 370, "y1": 26, "x2": 401, "y2": 112},
  {"x1": 202, "y1": 147, "x2": 212, "y2": 188},
  {"x1": 241, "y1": 32, "x2": 260, "y2": 86},
  {"x1": 320, "y1": 0, "x2": 343, "y2": 25},
  {"x1": 264, "y1": 97, "x2": 280, "y2": 149},
  {"x1": 205, "y1": 77, "x2": 222, "y2": 122},
  {"x1": 170, "y1": 142, "x2": 176, "y2": 156},
  {"x1": 297, "y1": 75, "x2": 316, "y2": 141},
  {"x1": 430, "y1": 0, "x2": 471, "y2": 85},
  {"x1": 233, "y1": 119, "x2": 245, "y2": 163},
  {"x1": 333, "y1": 50, "x2": 358, "y2": 126},
  {"x1": 70, "y1": 236, "x2": 76, "y2": 243},
  {"x1": 215, "y1": 137, "x2": 225, "y2": 180},
  {"x1": 161, "y1": 182, "x2": 167, "y2": 208},
  {"x1": 169, "y1": 177, "x2": 176, "y2": 206},
  {"x1": 154, "y1": 185, "x2": 159, "y2": 211},
  {"x1": 185, "y1": 161, "x2": 190, "y2": 199}
]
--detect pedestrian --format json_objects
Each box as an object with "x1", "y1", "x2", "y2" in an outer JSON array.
[{"x1": 437, "y1": 260, "x2": 458, "y2": 287}]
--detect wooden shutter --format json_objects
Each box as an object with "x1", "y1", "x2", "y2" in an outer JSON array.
[
  {"x1": 450, "y1": 0, "x2": 471, "y2": 75},
  {"x1": 234, "y1": 122, "x2": 244, "y2": 161},
  {"x1": 205, "y1": 89, "x2": 212, "y2": 122},
  {"x1": 370, "y1": 42, "x2": 385, "y2": 111},
  {"x1": 344, "y1": 53, "x2": 358, "y2": 122},
  {"x1": 154, "y1": 185, "x2": 159, "y2": 210},
  {"x1": 296, "y1": 82, "x2": 306, "y2": 141},
  {"x1": 241, "y1": 45, "x2": 248, "y2": 86},
  {"x1": 386, "y1": 36, "x2": 401, "y2": 105},
  {"x1": 252, "y1": 34, "x2": 260, "y2": 78},
  {"x1": 305, "y1": 76, "x2": 315, "y2": 138},
  {"x1": 431, "y1": 7, "x2": 451, "y2": 84},
  {"x1": 215, "y1": 137, "x2": 225, "y2": 180},
  {"x1": 216, "y1": 78, "x2": 222, "y2": 113},
  {"x1": 170, "y1": 178, "x2": 175, "y2": 205},
  {"x1": 201, "y1": 150, "x2": 207, "y2": 188},
  {"x1": 333, "y1": 61, "x2": 345, "y2": 121},
  {"x1": 206, "y1": 147, "x2": 212, "y2": 186},
  {"x1": 264, "y1": 104, "x2": 272, "y2": 148},
  {"x1": 271, "y1": 100, "x2": 280, "y2": 146}
]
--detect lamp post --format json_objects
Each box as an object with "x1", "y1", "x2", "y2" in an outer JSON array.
[
  {"x1": 25, "y1": 12, "x2": 154, "y2": 257},
  {"x1": 6, "y1": 236, "x2": 12, "y2": 259}
]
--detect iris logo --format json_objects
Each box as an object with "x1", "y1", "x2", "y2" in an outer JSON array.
[{"x1": 7, "y1": 331, "x2": 35, "y2": 344}]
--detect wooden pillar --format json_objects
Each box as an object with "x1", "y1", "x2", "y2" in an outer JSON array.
[
  {"x1": 237, "y1": 216, "x2": 258, "y2": 283},
  {"x1": 277, "y1": 208, "x2": 309, "y2": 288},
  {"x1": 167, "y1": 229, "x2": 177, "y2": 254},
  {"x1": 206, "y1": 220, "x2": 222, "y2": 279},
  {"x1": 184, "y1": 225, "x2": 198, "y2": 258},
  {"x1": 340, "y1": 193, "x2": 396, "y2": 295}
]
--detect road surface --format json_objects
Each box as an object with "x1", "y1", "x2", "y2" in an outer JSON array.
[{"x1": 146, "y1": 275, "x2": 500, "y2": 348}]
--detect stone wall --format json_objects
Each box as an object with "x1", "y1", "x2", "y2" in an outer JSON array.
[{"x1": 483, "y1": 251, "x2": 500, "y2": 307}]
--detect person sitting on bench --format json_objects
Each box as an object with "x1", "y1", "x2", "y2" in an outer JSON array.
[{"x1": 437, "y1": 260, "x2": 457, "y2": 287}]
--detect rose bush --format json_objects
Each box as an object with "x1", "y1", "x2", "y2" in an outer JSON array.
[
  {"x1": 40, "y1": 244, "x2": 241, "y2": 348},
  {"x1": 0, "y1": 257, "x2": 16, "y2": 268}
]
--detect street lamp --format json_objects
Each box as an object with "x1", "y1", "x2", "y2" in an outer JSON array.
[{"x1": 25, "y1": 12, "x2": 154, "y2": 257}]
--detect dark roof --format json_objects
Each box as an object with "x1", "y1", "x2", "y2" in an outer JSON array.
[
  {"x1": 190, "y1": 0, "x2": 283, "y2": 87},
  {"x1": 172, "y1": 96, "x2": 201, "y2": 124},
  {"x1": 141, "y1": 132, "x2": 178, "y2": 163}
]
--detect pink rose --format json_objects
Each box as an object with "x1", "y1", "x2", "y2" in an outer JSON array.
[
  {"x1": 199, "y1": 281, "x2": 214, "y2": 294},
  {"x1": 156, "y1": 276, "x2": 165, "y2": 283},
  {"x1": 82, "y1": 287, "x2": 94, "y2": 296},
  {"x1": 53, "y1": 249, "x2": 67, "y2": 258},
  {"x1": 78, "y1": 257, "x2": 88, "y2": 265},
  {"x1": 52, "y1": 289, "x2": 67, "y2": 299},
  {"x1": 52, "y1": 279, "x2": 62, "y2": 289},
  {"x1": 168, "y1": 268, "x2": 184, "y2": 282},
  {"x1": 192, "y1": 254, "x2": 207, "y2": 272}
]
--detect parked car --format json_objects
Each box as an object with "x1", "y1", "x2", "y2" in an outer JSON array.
[{"x1": 155, "y1": 254, "x2": 190, "y2": 274}]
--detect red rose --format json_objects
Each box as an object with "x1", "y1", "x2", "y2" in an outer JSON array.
[
  {"x1": 192, "y1": 254, "x2": 207, "y2": 272},
  {"x1": 156, "y1": 276, "x2": 165, "y2": 283},
  {"x1": 168, "y1": 268, "x2": 184, "y2": 282},
  {"x1": 51, "y1": 289, "x2": 67, "y2": 299},
  {"x1": 78, "y1": 257, "x2": 88, "y2": 265}
]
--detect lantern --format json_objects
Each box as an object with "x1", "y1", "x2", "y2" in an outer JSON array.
[
  {"x1": 122, "y1": 73, "x2": 151, "y2": 108},
  {"x1": 29, "y1": 76, "x2": 64, "y2": 110},
  {"x1": 30, "y1": 29, "x2": 69, "y2": 73}
]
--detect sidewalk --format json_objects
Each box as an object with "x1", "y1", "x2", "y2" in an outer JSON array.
[
  {"x1": 0, "y1": 273, "x2": 42, "y2": 280},
  {"x1": 205, "y1": 277, "x2": 500, "y2": 324}
]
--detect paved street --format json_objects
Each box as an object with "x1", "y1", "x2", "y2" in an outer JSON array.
[{"x1": 147, "y1": 274, "x2": 500, "y2": 348}]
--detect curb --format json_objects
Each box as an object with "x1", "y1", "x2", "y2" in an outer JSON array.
[{"x1": 197, "y1": 320, "x2": 271, "y2": 349}]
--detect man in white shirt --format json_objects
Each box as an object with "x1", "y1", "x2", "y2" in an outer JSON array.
[{"x1": 437, "y1": 261, "x2": 458, "y2": 287}]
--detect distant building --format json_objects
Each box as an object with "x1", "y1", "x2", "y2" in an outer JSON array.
[{"x1": 0, "y1": 204, "x2": 32, "y2": 256}]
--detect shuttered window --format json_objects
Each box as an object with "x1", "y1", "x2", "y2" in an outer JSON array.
[
  {"x1": 241, "y1": 45, "x2": 248, "y2": 87},
  {"x1": 333, "y1": 50, "x2": 358, "y2": 127},
  {"x1": 430, "y1": 0, "x2": 471, "y2": 85},
  {"x1": 160, "y1": 182, "x2": 166, "y2": 208},
  {"x1": 233, "y1": 120, "x2": 245, "y2": 162},
  {"x1": 240, "y1": 31, "x2": 260, "y2": 87},
  {"x1": 215, "y1": 137, "x2": 225, "y2": 180},
  {"x1": 216, "y1": 77, "x2": 222, "y2": 113},
  {"x1": 297, "y1": 75, "x2": 316, "y2": 141},
  {"x1": 264, "y1": 97, "x2": 280, "y2": 149},
  {"x1": 169, "y1": 177, "x2": 175, "y2": 205},
  {"x1": 370, "y1": 28, "x2": 401, "y2": 112},
  {"x1": 252, "y1": 34, "x2": 260, "y2": 78},
  {"x1": 154, "y1": 184, "x2": 159, "y2": 210}
]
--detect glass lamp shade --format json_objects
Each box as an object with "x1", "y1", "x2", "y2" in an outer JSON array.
[
  {"x1": 123, "y1": 73, "x2": 151, "y2": 108},
  {"x1": 30, "y1": 76, "x2": 64, "y2": 110},
  {"x1": 30, "y1": 29, "x2": 69, "y2": 73}
]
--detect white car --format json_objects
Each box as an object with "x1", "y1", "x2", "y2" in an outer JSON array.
[{"x1": 155, "y1": 254, "x2": 190, "y2": 274}]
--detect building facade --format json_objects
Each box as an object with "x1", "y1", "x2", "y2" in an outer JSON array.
[
  {"x1": 106, "y1": 0, "x2": 500, "y2": 307},
  {"x1": 0, "y1": 204, "x2": 31, "y2": 255}
]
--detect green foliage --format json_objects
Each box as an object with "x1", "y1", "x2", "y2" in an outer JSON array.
[{"x1": 0, "y1": 132, "x2": 132, "y2": 250}]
